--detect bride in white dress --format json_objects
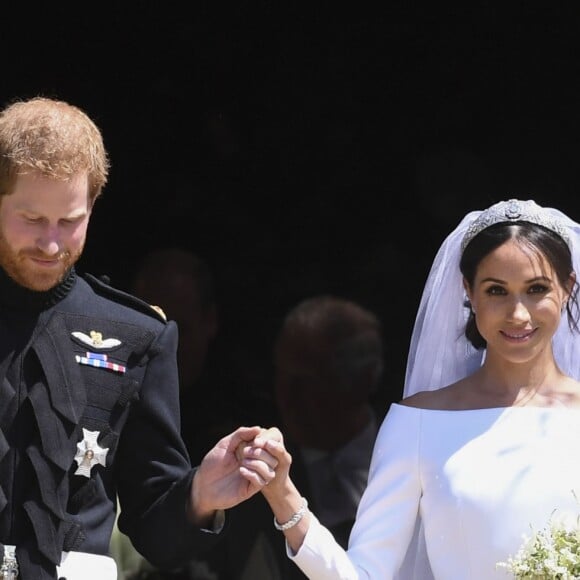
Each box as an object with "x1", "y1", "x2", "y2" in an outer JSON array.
[{"x1": 244, "y1": 198, "x2": 580, "y2": 579}]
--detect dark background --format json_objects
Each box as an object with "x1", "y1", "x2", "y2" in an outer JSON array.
[{"x1": 3, "y1": 3, "x2": 580, "y2": 407}]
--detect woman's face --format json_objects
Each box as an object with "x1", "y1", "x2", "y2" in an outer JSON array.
[{"x1": 465, "y1": 238, "x2": 572, "y2": 364}]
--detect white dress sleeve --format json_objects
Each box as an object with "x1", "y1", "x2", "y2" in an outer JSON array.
[{"x1": 290, "y1": 404, "x2": 422, "y2": 579}]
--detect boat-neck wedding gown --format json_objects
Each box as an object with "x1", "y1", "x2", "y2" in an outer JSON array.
[{"x1": 290, "y1": 403, "x2": 580, "y2": 579}]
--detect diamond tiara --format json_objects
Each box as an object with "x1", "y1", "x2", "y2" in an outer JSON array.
[{"x1": 461, "y1": 199, "x2": 571, "y2": 252}]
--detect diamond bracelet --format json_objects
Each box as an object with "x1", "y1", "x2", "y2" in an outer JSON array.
[{"x1": 273, "y1": 497, "x2": 309, "y2": 531}]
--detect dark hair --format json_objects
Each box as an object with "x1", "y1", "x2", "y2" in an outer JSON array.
[
  {"x1": 275, "y1": 295, "x2": 384, "y2": 393},
  {"x1": 131, "y1": 247, "x2": 215, "y2": 310},
  {"x1": 459, "y1": 222, "x2": 579, "y2": 349}
]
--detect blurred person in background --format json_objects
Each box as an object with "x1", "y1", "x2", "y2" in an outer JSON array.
[{"x1": 198, "y1": 294, "x2": 385, "y2": 579}]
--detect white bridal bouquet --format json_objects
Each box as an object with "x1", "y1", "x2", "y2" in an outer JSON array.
[{"x1": 497, "y1": 508, "x2": 580, "y2": 579}]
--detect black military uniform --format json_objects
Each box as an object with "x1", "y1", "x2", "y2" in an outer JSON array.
[{"x1": 0, "y1": 266, "x2": 221, "y2": 579}]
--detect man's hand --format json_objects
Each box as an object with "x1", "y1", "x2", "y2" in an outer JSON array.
[{"x1": 188, "y1": 425, "x2": 280, "y2": 526}]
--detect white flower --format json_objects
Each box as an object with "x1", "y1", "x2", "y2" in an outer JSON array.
[{"x1": 497, "y1": 498, "x2": 580, "y2": 579}]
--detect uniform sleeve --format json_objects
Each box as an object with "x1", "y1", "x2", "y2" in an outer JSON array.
[
  {"x1": 291, "y1": 404, "x2": 422, "y2": 579},
  {"x1": 115, "y1": 321, "x2": 221, "y2": 568}
]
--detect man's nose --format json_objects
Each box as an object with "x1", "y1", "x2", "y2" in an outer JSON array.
[{"x1": 36, "y1": 226, "x2": 61, "y2": 256}]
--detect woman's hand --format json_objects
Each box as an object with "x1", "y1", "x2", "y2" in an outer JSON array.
[
  {"x1": 188, "y1": 425, "x2": 279, "y2": 526},
  {"x1": 246, "y1": 428, "x2": 310, "y2": 554}
]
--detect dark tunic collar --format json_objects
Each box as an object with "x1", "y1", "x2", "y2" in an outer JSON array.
[{"x1": 0, "y1": 267, "x2": 77, "y2": 312}]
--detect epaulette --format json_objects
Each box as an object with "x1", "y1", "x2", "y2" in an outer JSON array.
[{"x1": 82, "y1": 273, "x2": 168, "y2": 323}]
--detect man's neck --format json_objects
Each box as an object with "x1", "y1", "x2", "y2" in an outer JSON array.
[{"x1": 0, "y1": 266, "x2": 76, "y2": 311}]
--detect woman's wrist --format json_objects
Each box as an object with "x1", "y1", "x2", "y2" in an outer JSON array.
[
  {"x1": 263, "y1": 482, "x2": 305, "y2": 526},
  {"x1": 262, "y1": 475, "x2": 310, "y2": 553},
  {"x1": 274, "y1": 497, "x2": 308, "y2": 530}
]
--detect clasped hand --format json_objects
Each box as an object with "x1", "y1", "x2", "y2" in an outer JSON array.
[{"x1": 189, "y1": 425, "x2": 282, "y2": 526}]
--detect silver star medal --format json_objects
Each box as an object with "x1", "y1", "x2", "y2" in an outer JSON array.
[{"x1": 74, "y1": 428, "x2": 109, "y2": 477}]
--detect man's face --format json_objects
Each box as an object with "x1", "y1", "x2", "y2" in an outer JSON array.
[{"x1": 0, "y1": 171, "x2": 92, "y2": 291}]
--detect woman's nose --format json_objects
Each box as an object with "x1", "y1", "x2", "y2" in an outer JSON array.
[{"x1": 507, "y1": 299, "x2": 531, "y2": 322}]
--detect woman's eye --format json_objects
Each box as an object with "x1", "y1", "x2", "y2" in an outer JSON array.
[
  {"x1": 486, "y1": 285, "x2": 506, "y2": 296},
  {"x1": 529, "y1": 284, "x2": 549, "y2": 294}
]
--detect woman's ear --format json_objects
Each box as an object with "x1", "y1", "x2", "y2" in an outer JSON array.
[
  {"x1": 564, "y1": 271, "x2": 577, "y2": 301},
  {"x1": 562, "y1": 271, "x2": 577, "y2": 307},
  {"x1": 463, "y1": 278, "x2": 472, "y2": 299},
  {"x1": 463, "y1": 278, "x2": 475, "y2": 313},
  {"x1": 569, "y1": 271, "x2": 577, "y2": 293}
]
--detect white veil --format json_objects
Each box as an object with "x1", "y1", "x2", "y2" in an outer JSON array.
[{"x1": 397, "y1": 200, "x2": 580, "y2": 579}]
